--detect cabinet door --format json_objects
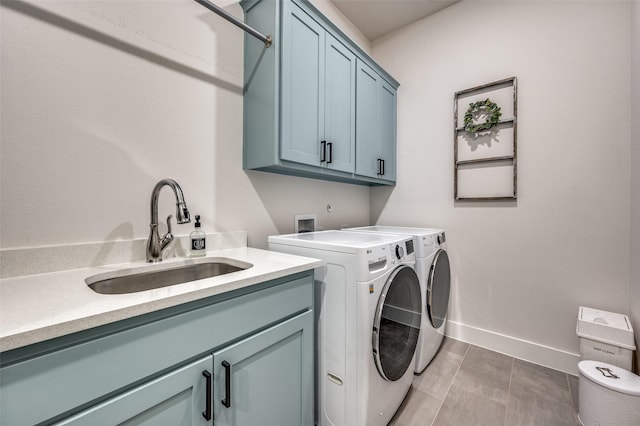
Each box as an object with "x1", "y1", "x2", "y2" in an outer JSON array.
[
  {"x1": 377, "y1": 79, "x2": 397, "y2": 181},
  {"x1": 355, "y1": 60, "x2": 381, "y2": 178},
  {"x1": 212, "y1": 311, "x2": 313, "y2": 426},
  {"x1": 324, "y1": 34, "x2": 356, "y2": 173},
  {"x1": 56, "y1": 356, "x2": 212, "y2": 426},
  {"x1": 355, "y1": 59, "x2": 397, "y2": 181},
  {"x1": 281, "y1": 3, "x2": 324, "y2": 167}
]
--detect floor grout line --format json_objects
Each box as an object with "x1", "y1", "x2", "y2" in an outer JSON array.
[
  {"x1": 566, "y1": 373, "x2": 580, "y2": 425},
  {"x1": 429, "y1": 342, "x2": 470, "y2": 426},
  {"x1": 503, "y1": 356, "x2": 515, "y2": 426},
  {"x1": 396, "y1": 340, "x2": 577, "y2": 426}
]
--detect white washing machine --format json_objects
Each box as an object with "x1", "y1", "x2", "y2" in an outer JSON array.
[
  {"x1": 268, "y1": 230, "x2": 422, "y2": 426},
  {"x1": 346, "y1": 226, "x2": 451, "y2": 374}
]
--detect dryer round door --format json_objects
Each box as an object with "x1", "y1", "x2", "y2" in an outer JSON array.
[
  {"x1": 372, "y1": 265, "x2": 422, "y2": 381},
  {"x1": 427, "y1": 249, "x2": 451, "y2": 329}
]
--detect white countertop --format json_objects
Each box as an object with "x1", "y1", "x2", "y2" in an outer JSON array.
[{"x1": 0, "y1": 247, "x2": 321, "y2": 352}]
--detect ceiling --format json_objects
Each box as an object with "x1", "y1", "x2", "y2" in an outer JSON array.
[{"x1": 330, "y1": 0, "x2": 460, "y2": 40}]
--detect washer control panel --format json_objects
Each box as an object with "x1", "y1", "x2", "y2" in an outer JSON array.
[
  {"x1": 366, "y1": 244, "x2": 390, "y2": 272},
  {"x1": 405, "y1": 239, "x2": 415, "y2": 255},
  {"x1": 365, "y1": 237, "x2": 415, "y2": 273},
  {"x1": 394, "y1": 239, "x2": 415, "y2": 262}
]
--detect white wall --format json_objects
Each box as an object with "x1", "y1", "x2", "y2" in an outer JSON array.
[
  {"x1": 371, "y1": 1, "x2": 632, "y2": 373},
  {"x1": 2, "y1": 0, "x2": 635, "y2": 373},
  {"x1": 311, "y1": 0, "x2": 371, "y2": 54},
  {"x1": 631, "y1": 0, "x2": 640, "y2": 369},
  {"x1": 0, "y1": 0, "x2": 371, "y2": 251}
]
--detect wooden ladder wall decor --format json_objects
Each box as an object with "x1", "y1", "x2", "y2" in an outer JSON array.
[{"x1": 454, "y1": 76, "x2": 518, "y2": 201}]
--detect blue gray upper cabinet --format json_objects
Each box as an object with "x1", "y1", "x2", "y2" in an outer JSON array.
[
  {"x1": 355, "y1": 59, "x2": 397, "y2": 181},
  {"x1": 241, "y1": 0, "x2": 399, "y2": 186}
]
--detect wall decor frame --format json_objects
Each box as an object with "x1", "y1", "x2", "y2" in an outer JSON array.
[{"x1": 454, "y1": 76, "x2": 518, "y2": 201}]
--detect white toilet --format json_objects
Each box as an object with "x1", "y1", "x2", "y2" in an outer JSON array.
[{"x1": 578, "y1": 360, "x2": 640, "y2": 425}]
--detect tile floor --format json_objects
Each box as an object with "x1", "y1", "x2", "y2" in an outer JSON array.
[{"x1": 390, "y1": 338, "x2": 579, "y2": 426}]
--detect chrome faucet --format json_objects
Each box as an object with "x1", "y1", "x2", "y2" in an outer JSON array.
[{"x1": 146, "y1": 179, "x2": 191, "y2": 262}]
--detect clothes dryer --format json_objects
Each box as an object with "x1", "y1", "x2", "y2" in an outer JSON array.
[
  {"x1": 346, "y1": 226, "x2": 451, "y2": 373},
  {"x1": 268, "y1": 230, "x2": 422, "y2": 426}
]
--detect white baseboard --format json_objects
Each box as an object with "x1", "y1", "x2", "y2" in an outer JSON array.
[{"x1": 445, "y1": 320, "x2": 580, "y2": 376}]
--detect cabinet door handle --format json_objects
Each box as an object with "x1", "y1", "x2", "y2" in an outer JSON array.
[
  {"x1": 381, "y1": 159, "x2": 385, "y2": 176},
  {"x1": 320, "y1": 141, "x2": 327, "y2": 163},
  {"x1": 377, "y1": 158, "x2": 382, "y2": 175},
  {"x1": 221, "y1": 360, "x2": 231, "y2": 408},
  {"x1": 202, "y1": 370, "x2": 212, "y2": 421},
  {"x1": 327, "y1": 142, "x2": 333, "y2": 164}
]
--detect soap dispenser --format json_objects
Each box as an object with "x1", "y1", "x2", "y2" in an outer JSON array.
[{"x1": 189, "y1": 215, "x2": 206, "y2": 257}]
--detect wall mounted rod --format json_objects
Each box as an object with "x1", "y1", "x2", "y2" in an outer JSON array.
[{"x1": 194, "y1": 0, "x2": 272, "y2": 47}]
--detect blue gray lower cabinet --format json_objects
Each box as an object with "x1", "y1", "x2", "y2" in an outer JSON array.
[
  {"x1": 0, "y1": 272, "x2": 314, "y2": 426},
  {"x1": 56, "y1": 356, "x2": 213, "y2": 425},
  {"x1": 212, "y1": 313, "x2": 313, "y2": 426}
]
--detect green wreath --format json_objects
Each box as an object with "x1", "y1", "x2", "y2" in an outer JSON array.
[{"x1": 463, "y1": 98, "x2": 502, "y2": 133}]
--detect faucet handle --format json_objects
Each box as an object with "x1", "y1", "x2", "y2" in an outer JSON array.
[
  {"x1": 158, "y1": 215, "x2": 176, "y2": 258},
  {"x1": 165, "y1": 214, "x2": 174, "y2": 238}
]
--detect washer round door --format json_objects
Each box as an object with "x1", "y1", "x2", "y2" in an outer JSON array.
[
  {"x1": 427, "y1": 249, "x2": 451, "y2": 329},
  {"x1": 372, "y1": 265, "x2": 422, "y2": 381}
]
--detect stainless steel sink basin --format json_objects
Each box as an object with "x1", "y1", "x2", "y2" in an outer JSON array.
[{"x1": 86, "y1": 258, "x2": 253, "y2": 295}]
